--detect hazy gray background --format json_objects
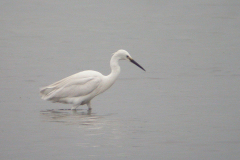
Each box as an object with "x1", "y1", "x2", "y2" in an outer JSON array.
[{"x1": 1, "y1": 0, "x2": 240, "y2": 159}]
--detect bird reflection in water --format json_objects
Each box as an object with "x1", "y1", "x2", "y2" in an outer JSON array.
[
  {"x1": 40, "y1": 109, "x2": 106, "y2": 126},
  {"x1": 40, "y1": 109, "x2": 124, "y2": 146}
]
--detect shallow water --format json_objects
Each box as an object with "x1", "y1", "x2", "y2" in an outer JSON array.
[{"x1": 1, "y1": 0, "x2": 240, "y2": 159}]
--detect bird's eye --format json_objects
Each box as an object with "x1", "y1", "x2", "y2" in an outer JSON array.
[{"x1": 126, "y1": 55, "x2": 129, "y2": 58}]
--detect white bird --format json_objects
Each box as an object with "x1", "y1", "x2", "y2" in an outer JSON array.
[{"x1": 40, "y1": 49, "x2": 145, "y2": 110}]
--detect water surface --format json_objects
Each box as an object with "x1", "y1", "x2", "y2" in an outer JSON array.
[{"x1": 0, "y1": 0, "x2": 240, "y2": 159}]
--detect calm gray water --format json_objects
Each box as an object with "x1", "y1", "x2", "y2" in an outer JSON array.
[{"x1": 1, "y1": 0, "x2": 240, "y2": 159}]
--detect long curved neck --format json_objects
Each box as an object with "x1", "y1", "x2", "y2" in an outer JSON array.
[
  {"x1": 96, "y1": 56, "x2": 121, "y2": 95},
  {"x1": 108, "y1": 55, "x2": 121, "y2": 79},
  {"x1": 106, "y1": 55, "x2": 121, "y2": 87}
]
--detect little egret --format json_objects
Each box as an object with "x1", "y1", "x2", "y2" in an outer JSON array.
[{"x1": 40, "y1": 49, "x2": 145, "y2": 110}]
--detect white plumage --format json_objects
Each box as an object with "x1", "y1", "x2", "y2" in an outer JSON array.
[{"x1": 40, "y1": 49, "x2": 145, "y2": 110}]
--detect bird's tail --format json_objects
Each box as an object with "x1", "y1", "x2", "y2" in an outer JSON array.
[{"x1": 39, "y1": 87, "x2": 56, "y2": 100}]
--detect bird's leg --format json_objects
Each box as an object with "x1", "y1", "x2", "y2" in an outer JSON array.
[
  {"x1": 87, "y1": 101, "x2": 92, "y2": 111},
  {"x1": 71, "y1": 105, "x2": 78, "y2": 110},
  {"x1": 87, "y1": 109, "x2": 92, "y2": 115}
]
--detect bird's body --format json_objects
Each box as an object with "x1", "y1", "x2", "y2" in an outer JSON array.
[{"x1": 40, "y1": 50, "x2": 145, "y2": 110}]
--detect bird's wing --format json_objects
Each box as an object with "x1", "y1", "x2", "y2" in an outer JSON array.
[
  {"x1": 41, "y1": 72, "x2": 91, "y2": 90},
  {"x1": 40, "y1": 75, "x2": 102, "y2": 100}
]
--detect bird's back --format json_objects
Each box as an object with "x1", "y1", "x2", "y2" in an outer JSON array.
[{"x1": 40, "y1": 70, "x2": 103, "y2": 104}]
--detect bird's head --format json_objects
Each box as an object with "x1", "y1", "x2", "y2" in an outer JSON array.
[{"x1": 113, "y1": 49, "x2": 146, "y2": 71}]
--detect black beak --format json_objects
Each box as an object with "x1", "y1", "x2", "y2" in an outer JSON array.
[{"x1": 129, "y1": 58, "x2": 146, "y2": 71}]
